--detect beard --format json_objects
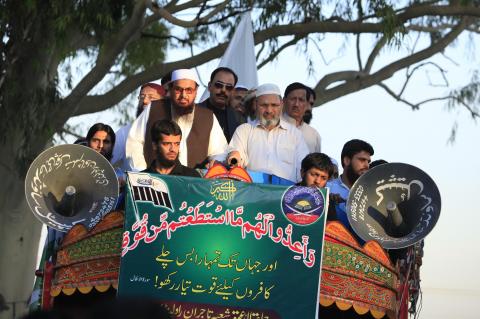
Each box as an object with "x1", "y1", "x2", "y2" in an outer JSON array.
[
  {"x1": 101, "y1": 149, "x2": 113, "y2": 162},
  {"x1": 136, "y1": 103, "x2": 145, "y2": 117},
  {"x1": 345, "y1": 163, "x2": 361, "y2": 185},
  {"x1": 171, "y1": 98, "x2": 194, "y2": 116},
  {"x1": 303, "y1": 110, "x2": 312, "y2": 124},
  {"x1": 259, "y1": 113, "x2": 280, "y2": 128},
  {"x1": 155, "y1": 149, "x2": 178, "y2": 168}
]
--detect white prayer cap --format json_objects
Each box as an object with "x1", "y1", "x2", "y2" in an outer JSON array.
[
  {"x1": 256, "y1": 83, "x2": 282, "y2": 97},
  {"x1": 235, "y1": 84, "x2": 249, "y2": 90},
  {"x1": 171, "y1": 69, "x2": 199, "y2": 84}
]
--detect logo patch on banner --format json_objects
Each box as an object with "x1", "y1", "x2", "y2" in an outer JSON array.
[
  {"x1": 281, "y1": 186, "x2": 325, "y2": 225},
  {"x1": 128, "y1": 173, "x2": 173, "y2": 210}
]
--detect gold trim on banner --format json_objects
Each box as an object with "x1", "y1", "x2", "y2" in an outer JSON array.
[
  {"x1": 50, "y1": 283, "x2": 117, "y2": 297},
  {"x1": 319, "y1": 297, "x2": 387, "y2": 318}
]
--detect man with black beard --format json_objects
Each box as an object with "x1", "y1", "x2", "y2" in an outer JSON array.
[
  {"x1": 126, "y1": 69, "x2": 227, "y2": 171},
  {"x1": 327, "y1": 139, "x2": 374, "y2": 230},
  {"x1": 303, "y1": 87, "x2": 315, "y2": 124},
  {"x1": 142, "y1": 120, "x2": 200, "y2": 177}
]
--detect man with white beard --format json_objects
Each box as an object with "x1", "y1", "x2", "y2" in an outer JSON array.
[{"x1": 226, "y1": 83, "x2": 309, "y2": 183}]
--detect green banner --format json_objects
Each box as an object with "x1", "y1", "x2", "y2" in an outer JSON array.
[{"x1": 118, "y1": 172, "x2": 328, "y2": 319}]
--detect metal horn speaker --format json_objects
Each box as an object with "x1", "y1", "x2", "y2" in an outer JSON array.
[
  {"x1": 25, "y1": 144, "x2": 119, "y2": 232},
  {"x1": 346, "y1": 162, "x2": 441, "y2": 249}
]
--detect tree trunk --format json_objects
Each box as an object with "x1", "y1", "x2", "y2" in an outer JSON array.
[{"x1": 0, "y1": 139, "x2": 43, "y2": 319}]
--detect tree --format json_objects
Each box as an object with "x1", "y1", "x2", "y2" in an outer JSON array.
[{"x1": 1, "y1": 0, "x2": 479, "y2": 316}]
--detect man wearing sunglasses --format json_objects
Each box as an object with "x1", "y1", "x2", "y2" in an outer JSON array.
[
  {"x1": 126, "y1": 69, "x2": 227, "y2": 171},
  {"x1": 198, "y1": 67, "x2": 241, "y2": 142}
]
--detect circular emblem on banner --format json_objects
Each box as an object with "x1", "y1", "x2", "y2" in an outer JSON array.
[{"x1": 281, "y1": 186, "x2": 325, "y2": 226}]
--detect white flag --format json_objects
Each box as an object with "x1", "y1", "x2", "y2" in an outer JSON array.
[{"x1": 200, "y1": 12, "x2": 258, "y2": 101}]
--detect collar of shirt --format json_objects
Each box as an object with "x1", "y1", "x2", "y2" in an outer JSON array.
[
  {"x1": 145, "y1": 160, "x2": 182, "y2": 174},
  {"x1": 328, "y1": 176, "x2": 350, "y2": 191},
  {"x1": 251, "y1": 118, "x2": 288, "y2": 131},
  {"x1": 282, "y1": 113, "x2": 304, "y2": 128}
]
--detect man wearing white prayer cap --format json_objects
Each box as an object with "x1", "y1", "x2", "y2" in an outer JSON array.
[
  {"x1": 125, "y1": 69, "x2": 228, "y2": 170},
  {"x1": 226, "y1": 83, "x2": 309, "y2": 183}
]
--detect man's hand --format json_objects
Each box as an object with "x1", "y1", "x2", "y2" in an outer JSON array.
[
  {"x1": 205, "y1": 159, "x2": 217, "y2": 169},
  {"x1": 227, "y1": 151, "x2": 242, "y2": 167}
]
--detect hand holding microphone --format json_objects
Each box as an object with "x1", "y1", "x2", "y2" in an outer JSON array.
[{"x1": 227, "y1": 151, "x2": 241, "y2": 167}]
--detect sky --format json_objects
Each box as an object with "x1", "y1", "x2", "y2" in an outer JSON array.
[{"x1": 61, "y1": 26, "x2": 480, "y2": 318}]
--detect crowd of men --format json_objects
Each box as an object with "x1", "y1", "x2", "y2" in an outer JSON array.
[{"x1": 78, "y1": 67, "x2": 377, "y2": 228}]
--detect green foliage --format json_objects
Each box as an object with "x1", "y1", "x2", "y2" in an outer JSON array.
[
  {"x1": 448, "y1": 71, "x2": 480, "y2": 114},
  {"x1": 0, "y1": 0, "x2": 140, "y2": 172},
  {"x1": 120, "y1": 22, "x2": 169, "y2": 76},
  {"x1": 254, "y1": 0, "x2": 325, "y2": 28},
  {"x1": 368, "y1": 1, "x2": 406, "y2": 45}
]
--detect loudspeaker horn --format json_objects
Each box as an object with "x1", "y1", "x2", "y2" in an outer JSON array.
[
  {"x1": 25, "y1": 144, "x2": 119, "y2": 232},
  {"x1": 347, "y1": 162, "x2": 441, "y2": 249}
]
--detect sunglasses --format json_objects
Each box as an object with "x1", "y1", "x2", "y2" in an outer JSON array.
[
  {"x1": 213, "y1": 81, "x2": 234, "y2": 91},
  {"x1": 173, "y1": 86, "x2": 195, "y2": 95}
]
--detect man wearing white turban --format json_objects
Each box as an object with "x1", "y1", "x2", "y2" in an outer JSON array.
[
  {"x1": 126, "y1": 69, "x2": 227, "y2": 170},
  {"x1": 226, "y1": 83, "x2": 309, "y2": 183}
]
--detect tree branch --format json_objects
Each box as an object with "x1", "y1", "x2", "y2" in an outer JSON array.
[
  {"x1": 56, "y1": 0, "x2": 149, "y2": 128},
  {"x1": 150, "y1": 0, "x2": 229, "y2": 28},
  {"x1": 364, "y1": 36, "x2": 387, "y2": 73},
  {"x1": 257, "y1": 36, "x2": 301, "y2": 69},
  {"x1": 256, "y1": 42, "x2": 265, "y2": 61},
  {"x1": 356, "y1": 0, "x2": 363, "y2": 70},
  {"x1": 316, "y1": 71, "x2": 364, "y2": 91},
  {"x1": 377, "y1": 82, "x2": 449, "y2": 110},
  {"x1": 407, "y1": 23, "x2": 480, "y2": 34},
  {"x1": 455, "y1": 99, "x2": 480, "y2": 119},
  {"x1": 59, "y1": 126, "x2": 84, "y2": 140},
  {"x1": 71, "y1": 19, "x2": 389, "y2": 116},
  {"x1": 73, "y1": 40, "x2": 230, "y2": 116},
  {"x1": 314, "y1": 19, "x2": 467, "y2": 106},
  {"x1": 398, "y1": 62, "x2": 448, "y2": 97},
  {"x1": 378, "y1": 82, "x2": 480, "y2": 120},
  {"x1": 141, "y1": 31, "x2": 191, "y2": 45},
  {"x1": 356, "y1": 34, "x2": 362, "y2": 70},
  {"x1": 398, "y1": 4, "x2": 480, "y2": 21},
  {"x1": 71, "y1": 5, "x2": 478, "y2": 117}
]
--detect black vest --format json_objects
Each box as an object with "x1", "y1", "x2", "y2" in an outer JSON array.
[{"x1": 144, "y1": 99, "x2": 214, "y2": 168}]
